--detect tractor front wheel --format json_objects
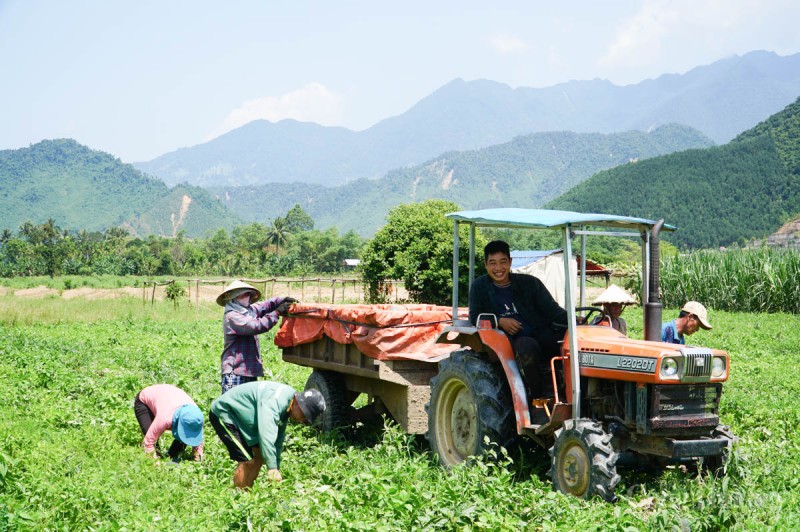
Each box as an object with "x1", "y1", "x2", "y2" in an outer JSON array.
[{"x1": 549, "y1": 419, "x2": 620, "y2": 502}]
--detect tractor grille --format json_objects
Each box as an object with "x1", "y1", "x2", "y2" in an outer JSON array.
[
  {"x1": 684, "y1": 352, "x2": 712, "y2": 378},
  {"x1": 650, "y1": 383, "x2": 721, "y2": 429},
  {"x1": 681, "y1": 347, "x2": 713, "y2": 381}
]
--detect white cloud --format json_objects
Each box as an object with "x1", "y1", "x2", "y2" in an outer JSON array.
[
  {"x1": 547, "y1": 45, "x2": 564, "y2": 68},
  {"x1": 599, "y1": 0, "x2": 787, "y2": 72},
  {"x1": 600, "y1": 0, "x2": 678, "y2": 69},
  {"x1": 211, "y1": 83, "x2": 344, "y2": 139},
  {"x1": 490, "y1": 34, "x2": 529, "y2": 54}
]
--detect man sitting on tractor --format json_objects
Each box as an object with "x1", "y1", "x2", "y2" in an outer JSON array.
[{"x1": 468, "y1": 240, "x2": 567, "y2": 400}]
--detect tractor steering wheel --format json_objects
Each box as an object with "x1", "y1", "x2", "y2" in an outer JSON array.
[{"x1": 576, "y1": 306, "x2": 607, "y2": 326}]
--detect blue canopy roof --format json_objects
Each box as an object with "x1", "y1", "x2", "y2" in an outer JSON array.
[{"x1": 446, "y1": 208, "x2": 675, "y2": 231}]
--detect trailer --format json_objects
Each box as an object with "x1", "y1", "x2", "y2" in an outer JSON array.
[
  {"x1": 276, "y1": 303, "x2": 464, "y2": 434},
  {"x1": 276, "y1": 208, "x2": 737, "y2": 502}
]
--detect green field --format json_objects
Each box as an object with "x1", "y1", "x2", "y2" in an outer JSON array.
[{"x1": 1, "y1": 295, "x2": 799, "y2": 529}]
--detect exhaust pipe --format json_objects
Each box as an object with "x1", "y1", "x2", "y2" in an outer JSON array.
[{"x1": 644, "y1": 219, "x2": 665, "y2": 342}]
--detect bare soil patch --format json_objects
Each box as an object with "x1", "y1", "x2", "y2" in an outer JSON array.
[{"x1": 13, "y1": 286, "x2": 60, "y2": 298}]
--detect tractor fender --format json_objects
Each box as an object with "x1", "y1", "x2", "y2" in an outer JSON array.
[{"x1": 436, "y1": 325, "x2": 531, "y2": 432}]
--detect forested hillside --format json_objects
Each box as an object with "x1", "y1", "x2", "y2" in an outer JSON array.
[
  {"x1": 212, "y1": 125, "x2": 712, "y2": 236},
  {"x1": 0, "y1": 140, "x2": 240, "y2": 237},
  {"x1": 549, "y1": 98, "x2": 800, "y2": 250},
  {"x1": 733, "y1": 97, "x2": 800, "y2": 174}
]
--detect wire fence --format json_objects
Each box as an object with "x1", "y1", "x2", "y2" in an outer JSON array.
[{"x1": 140, "y1": 277, "x2": 409, "y2": 307}]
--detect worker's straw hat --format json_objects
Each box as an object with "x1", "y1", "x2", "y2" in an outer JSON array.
[
  {"x1": 592, "y1": 284, "x2": 637, "y2": 306},
  {"x1": 681, "y1": 301, "x2": 712, "y2": 330},
  {"x1": 216, "y1": 280, "x2": 262, "y2": 307}
]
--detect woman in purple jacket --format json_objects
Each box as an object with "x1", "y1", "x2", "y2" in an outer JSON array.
[{"x1": 216, "y1": 280, "x2": 297, "y2": 394}]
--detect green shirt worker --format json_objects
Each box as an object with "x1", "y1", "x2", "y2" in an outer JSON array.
[{"x1": 209, "y1": 381, "x2": 325, "y2": 489}]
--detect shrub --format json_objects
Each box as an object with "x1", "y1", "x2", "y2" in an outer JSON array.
[
  {"x1": 164, "y1": 282, "x2": 187, "y2": 306},
  {"x1": 360, "y1": 200, "x2": 481, "y2": 305}
]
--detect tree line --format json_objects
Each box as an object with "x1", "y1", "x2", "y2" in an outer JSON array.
[{"x1": 0, "y1": 205, "x2": 365, "y2": 278}]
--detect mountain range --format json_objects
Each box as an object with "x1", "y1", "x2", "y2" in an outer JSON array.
[
  {"x1": 2, "y1": 50, "x2": 800, "y2": 250},
  {"x1": 209, "y1": 124, "x2": 713, "y2": 235},
  {"x1": 135, "y1": 50, "x2": 800, "y2": 188}
]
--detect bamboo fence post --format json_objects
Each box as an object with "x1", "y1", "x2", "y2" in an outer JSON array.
[
  {"x1": 151, "y1": 282, "x2": 156, "y2": 306},
  {"x1": 193, "y1": 279, "x2": 199, "y2": 318},
  {"x1": 301, "y1": 278, "x2": 305, "y2": 300},
  {"x1": 317, "y1": 278, "x2": 322, "y2": 303},
  {"x1": 330, "y1": 279, "x2": 336, "y2": 303},
  {"x1": 169, "y1": 280, "x2": 177, "y2": 309},
  {"x1": 270, "y1": 279, "x2": 276, "y2": 298}
]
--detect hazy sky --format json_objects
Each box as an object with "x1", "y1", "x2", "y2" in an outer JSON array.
[{"x1": 2, "y1": 0, "x2": 799, "y2": 163}]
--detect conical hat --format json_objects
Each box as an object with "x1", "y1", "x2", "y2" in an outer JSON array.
[
  {"x1": 216, "y1": 280, "x2": 262, "y2": 306},
  {"x1": 593, "y1": 284, "x2": 636, "y2": 305}
]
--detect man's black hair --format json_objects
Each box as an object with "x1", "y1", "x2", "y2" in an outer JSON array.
[{"x1": 484, "y1": 240, "x2": 511, "y2": 262}]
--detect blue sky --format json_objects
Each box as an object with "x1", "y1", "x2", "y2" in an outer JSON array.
[{"x1": 2, "y1": 0, "x2": 799, "y2": 163}]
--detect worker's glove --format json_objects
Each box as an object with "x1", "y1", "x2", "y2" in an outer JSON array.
[
  {"x1": 284, "y1": 297, "x2": 299, "y2": 304},
  {"x1": 275, "y1": 301, "x2": 293, "y2": 316}
]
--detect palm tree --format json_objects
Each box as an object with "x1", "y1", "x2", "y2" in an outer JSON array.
[
  {"x1": 19, "y1": 221, "x2": 36, "y2": 242},
  {"x1": 267, "y1": 217, "x2": 292, "y2": 254},
  {"x1": 42, "y1": 218, "x2": 59, "y2": 241}
]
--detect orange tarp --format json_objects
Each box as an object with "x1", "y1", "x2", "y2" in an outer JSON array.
[{"x1": 274, "y1": 303, "x2": 469, "y2": 361}]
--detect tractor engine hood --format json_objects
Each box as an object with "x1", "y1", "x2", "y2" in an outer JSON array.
[{"x1": 563, "y1": 326, "x2": 730, "y2": 385}]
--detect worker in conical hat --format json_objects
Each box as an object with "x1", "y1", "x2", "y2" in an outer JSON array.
[
  {"x1": 591, "y1": 284, "x2": 637, "y2": 335},
  {"x1": 217, "y1": 280, "x2": 298, "y2": 394}
]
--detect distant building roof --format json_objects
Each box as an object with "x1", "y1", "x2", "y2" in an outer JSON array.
[
  {"x1": 343, "y1": 259, "x2": 360, "y2": 267},
  {"x1": 510, "y1": 249, "x2": 561, "y2": 269},
  {"x1": 511, "y1": 249, "x2": 609, "y2": 273}
]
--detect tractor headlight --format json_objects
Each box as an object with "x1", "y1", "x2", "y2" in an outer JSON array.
[
  {"x1": 711, "y1": 356, "x2": 727, "y2": 378},
  {"x1": 660, "y1": 357, "x2": 679, "y2": 378}
]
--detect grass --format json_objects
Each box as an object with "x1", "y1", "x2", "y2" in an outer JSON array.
[{"x1": 1, "y1": 297, "x2": 800, "y2": 529}]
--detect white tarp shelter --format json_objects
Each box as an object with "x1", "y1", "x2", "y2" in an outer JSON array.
[{"x1": 511, "y1": 249, "x2": 577, "y2": 308}]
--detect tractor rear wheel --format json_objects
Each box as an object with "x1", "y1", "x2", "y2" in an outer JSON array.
[
  {"x1": 428, "y1": 349, "x2": 514, "y2": 467},
  {"x1": 305, "y1": 370, "x2": 350, "y2": 432},
  {"x1": 549, "y1": 419, "x2": 620, "y2": 502}
]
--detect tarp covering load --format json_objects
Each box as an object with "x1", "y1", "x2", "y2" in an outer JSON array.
[{"x1": 275, "y1": 303, "x2": 468, "y2": 361}]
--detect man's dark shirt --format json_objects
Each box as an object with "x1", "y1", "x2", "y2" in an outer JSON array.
[
  {"x1": 491, "y1": 283, "x2": 534, "y2": 338},
  {"x1": 469, "y1": 272, "x2": 567, "y2": 346}
]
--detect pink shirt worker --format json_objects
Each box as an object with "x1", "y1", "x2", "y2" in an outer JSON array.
[{"x1": 133, "y1": 384, "x2": 204, "y2": 461}]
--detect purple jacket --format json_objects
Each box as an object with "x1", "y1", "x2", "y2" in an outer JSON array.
[{"x1": 221, "y1": 297, "x2": 288, "y2": 377}]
